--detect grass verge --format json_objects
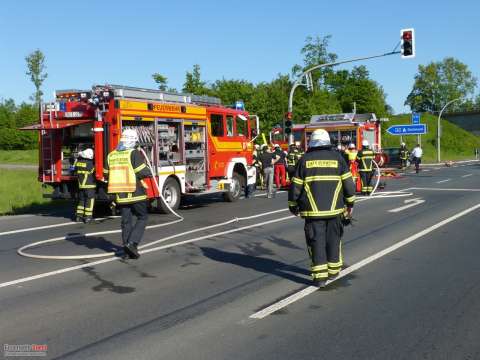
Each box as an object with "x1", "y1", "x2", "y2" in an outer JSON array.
[
  {"x1": 0, "y1": 169, "x2": 69, "y2": 215},
  {"x1": 0, "y1": 149, "x2": 38, "y2": 164}
]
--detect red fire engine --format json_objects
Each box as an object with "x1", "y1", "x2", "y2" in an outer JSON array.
[
  {"x1": 23, "y1": 85, "x2": 259, "y2": 211},
  {"x1": 270, "y1": 113, "x2": 387, "y2": 191}
]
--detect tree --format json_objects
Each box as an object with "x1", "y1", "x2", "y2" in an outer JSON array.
[
  {"x1": 152, "y1": 73, "x2": 168, "y2": 91},
  {"x1": 405, "y1": 57, "x2": 477, "y2": 113},
  {"x1": 183, "y1": 64, "x2": 208, "y2": 95},
  {"x1": 25, "y1": 49, "x2": 48, "y2": 105}
]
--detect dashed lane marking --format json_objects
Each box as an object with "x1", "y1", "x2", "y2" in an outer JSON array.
[
  {"x1": 436, "y1": 179, "x2": 451, "y2": 184},
  {"x1": 462, "y1": 174, "x2": 473, "y2": 178}
]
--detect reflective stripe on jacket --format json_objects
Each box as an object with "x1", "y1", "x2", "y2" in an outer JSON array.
[
  {"x1": 357, "y1": 149, "x2": 374, "y2": 172},
  {"x1": 288, "y1": 147, "x2": 356, "y2": 219},
  {"x1": 74, "y1": 159, "x2": 96, "y2": 189},
  {"x1": 105, "y1": 148, "x2": 152, "y2": 204},
  {"x1": 345, "y1": 149, "x2": 358, "y2": 161}
]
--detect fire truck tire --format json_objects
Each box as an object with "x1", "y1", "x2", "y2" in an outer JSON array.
[
  {"x1": 158, "y1": 177, "x2": 181, "y2": 213},
  {"x1": 224, "y1": 172, "x2": 244, "y2": 202}
]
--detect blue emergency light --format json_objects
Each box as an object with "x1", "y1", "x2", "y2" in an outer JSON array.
[{"x1": 235, "y1": 100, "x2": 245, "y2": 110}]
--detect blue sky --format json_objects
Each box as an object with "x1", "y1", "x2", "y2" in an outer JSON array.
[{"x1": 1, "y1": 0, "x2": 478, "y2": 114}]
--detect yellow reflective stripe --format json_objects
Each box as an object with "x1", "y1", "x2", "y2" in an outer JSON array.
[
  {"x1": 79, "y1": 185, "x2": 96, "y2": 189},
  {"x1": 331, "y1": 180, "x2": 342, "y2": 211},
  {"x1": 328, "y1": 268, "x2": 341, "y2": 275},
  {"x1": 288, "y1": 201, "x2": 298, "y2": 206},
  {"x1": 133, "y1": 163, "x2": 147, "y2": 173},
  {"x1": 340, "y1": 172, "x2": 352, "y2": 180},
  {"x1": 300, "y1": 209, "x2": 344, "y2": 217},
  {"x1": 103, "y1": 168, "x2": 109, "y2": 174},
  {"x1": 304, "y1": 183, "x2": 319, "y2": 212},
  {"x1": 345, "y1": 195, "x2": 356, "y2": 203},
  {"x1": 115, "y1": 194, "x2": 147, "y2": 203},
  {"x1": 328, "y1": 260, "x2": 343, "y2": 268},
  {"x1": 292, "y1": 177, "x2": 304, "y2": 185},
  {"x1": 311, "y1": 264, "x2": 328, "y2": 271},
  {"x1": 312, "y1": 272, "x2": 328, "y2": 279},
  {"x1": 304, "y1": 175, "x2": 341, "y2": 182}
]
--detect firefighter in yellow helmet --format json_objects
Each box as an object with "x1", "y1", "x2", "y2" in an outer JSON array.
[
  {"x1": 288, "y1": 129, "x2": 356, "y2": 287},
  {"x1": 357, "y1": 139, "x2": 375, "y2": 195},
  {"x1": 104, "y1": 129, "x2": 152, "y2": 259},
  {"x1": 74, "y1": 148, "x2": 96, "y2": 223}
]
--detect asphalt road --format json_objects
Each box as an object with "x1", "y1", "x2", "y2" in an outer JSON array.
[{"x1": 0, "y1": 161, "x2": 479, "y2": 359}]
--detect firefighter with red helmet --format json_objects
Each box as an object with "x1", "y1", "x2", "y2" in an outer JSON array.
[
  {"x1": 104, "y1": 129, "x2": 152, "y2": 259},
  {"x1": 288, "y1": 129, "x2": 356, "y2": 287}
]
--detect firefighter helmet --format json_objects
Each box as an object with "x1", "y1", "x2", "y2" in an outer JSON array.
[
  {"x1": 120, "y1": 128, "x2": 139, "y2": 143},
  {"x1": 79, "y1": 148, "x2": 94, "y2": 160},
  {"x1": 362, "y1": 139, "x2": 369, "y2": 147},
  {"x1": 309, "y1": 129, "x2": 330, "y2": 147},
  {"x1": 348, "y1": 143, "x2": 355, "y2": 149}
]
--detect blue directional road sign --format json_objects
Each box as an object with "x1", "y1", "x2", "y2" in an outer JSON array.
[
  {"x1": 412, "y1": 112, "x2": 420, "y2": 124},
  {"x1": 386, "y1": 124, "x2": 427, "y2": 135}
]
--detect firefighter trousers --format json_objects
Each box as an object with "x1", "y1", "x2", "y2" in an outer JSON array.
[
  {"x1": 76, "y1": 188, "x2": 95, "y2": 218},
  {"x1": 287, "y1": 166, "x2": 296, "y2": 182},
  {"x1": 304, "y1": 217, "x2": 343, "y2": 280},
  {"x1": 274, "y1": 164, "x2": 287, "y2": 188},
  {"x1": 360, "y1": 171, "x2": 374, "y2": 194},
  {"x1": 119, "y1": 201, "x2": 148, "y2": 246}
]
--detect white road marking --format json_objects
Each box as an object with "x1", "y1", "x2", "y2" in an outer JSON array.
[
  {"x1": 0, "y1": 215, "x2": 296, "y2": 289},
  {"x1": 410, "y1": 187, "x2": 480, "y2": 192},
  {"x1": 462, "y1": 174, "x2": 473, "y2": 178},
  {"x1": 250, "y1": 202, "x2": 480, "y2": 319},
  {"x1": 0, "y1": 216, "x2": 121, "y2": 237},
  {"x1": 388, "y1": 198, "x2": 425, "y2": 213},
  {"x1": 422, "y1": 169, "x2": 430, "y2": 172},
  {"x1": 436, "y1": 179, "x2": 451, "y2": 184}
]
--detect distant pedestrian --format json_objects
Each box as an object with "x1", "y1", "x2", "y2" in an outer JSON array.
[
  {"x1": 411, "y1": 144, "x2": 423, "y2": 174},
  {"x1": 259, "y1": 144, "x2": 275, "y2": 198}
]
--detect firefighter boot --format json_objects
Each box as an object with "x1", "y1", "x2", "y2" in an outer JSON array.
[
  {"x1": 313, "y1": 279, "x2": 327, "y2": 288},
  {"x1": 124, "y1": 242, "x2": 140, "y2": 260}
]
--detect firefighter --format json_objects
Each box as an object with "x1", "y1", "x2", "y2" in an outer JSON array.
[
  {"x1": 74, "y1": 148, "x2": 96, "y2": 223},
  {"x1": 286, "y1": 143, "x2": 300, "y2": 181},
  {"x1": 253, "y1": 144, "x2": 263, "y2": 188},
  {"x1": 357, "y1": 140, "x2": 375, "y2": 195},
  {"x1": 273, "y1": 144, "x2": 287, "y2": 189},
  {"x1": 399, "y1": 142, "x2": 409, "y2": 169},
  {"x1": 104, "y1": 129, "x2": 152, "y2": 260},
  {"x1": 288, "y1": 129, "x2": 355, "y2": 287},
  {"x1": 345, "y1": 143, "x2": 359, "y2": 187}
]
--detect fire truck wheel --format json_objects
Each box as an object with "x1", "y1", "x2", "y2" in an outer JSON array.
[
  {"x1": 224, "y1": 172, "x2": 244, "y2": 202},
  {"x1": 158, "y1": 177, "x2": 181, "y2": 213}
]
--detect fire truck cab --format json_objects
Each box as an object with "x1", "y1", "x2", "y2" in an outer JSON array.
[{"x1": 23, "y1": 85, "x2": 259, "y2": 211}]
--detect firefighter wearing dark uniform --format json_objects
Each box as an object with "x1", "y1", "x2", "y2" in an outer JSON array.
[
  {"x1": 288, "y1": 129, "x2": 356, "y2": 287},
  {"x1": 286, "y1": 143, "x2": 301, "y2": 181},
  {"x1": 344, "y1": 143, "x2": 359, "y2": 189},
  {"x1": 399, "y1": 142, "x2": 409, "y2": 169},
  {"x1": 74, "y1": 148, "x2": 96, "y2": 223},
  {"x1": 104, "y1": 129, "x2": 152, "y2": 260},
  {"x1": 357, "y1": 140, "x2": 375, "y2": 195}
]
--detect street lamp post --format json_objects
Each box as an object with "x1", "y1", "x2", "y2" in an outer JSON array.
[{"x1": 437, "y1": 98, "x2": 462, "y2": 163}]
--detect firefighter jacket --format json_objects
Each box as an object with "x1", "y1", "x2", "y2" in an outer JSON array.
[
  {"x1": 357, "y1": 148, "x2": 375, "y2": 172},
  {"x1": 400, "y1": 147, "x2": 409, "y2": 160},
  {"x1": 287, "y1": 149, "x2": 302, "y2": 167},
  {"x1": 104, "y1": 148, "x2": 152, "y2": 204},
  {"x1": 74, "y1": 158, "x2": 96, "y2": 189},
  {"x1": 288, "y1": 147, "x2": 356, "y2": 219}
]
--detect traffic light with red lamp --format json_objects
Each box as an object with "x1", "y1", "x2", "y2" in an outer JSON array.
[
  {"x1": 285, "y1": 112, "x2": 293, "y2": 135},
  {"x1": 401, "y1": 28, "x2": 415, "y2": 58}
]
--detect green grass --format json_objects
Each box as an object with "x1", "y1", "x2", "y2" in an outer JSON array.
[
  {"x1": 382, "y1": 114, "x2": 480, "y2": 163},
  {"x1": 0, "y1": 169, "x2": 67, "y2": 215},
  {"x1": 0, "y1": 149, "x2": 38, "y2": 164}
]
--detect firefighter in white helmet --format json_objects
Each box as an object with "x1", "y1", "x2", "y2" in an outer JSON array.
[
  {"x1": 357, "y1": 139, "x2": 375, "y2": 195},
  {"x1": 74, "y1": 148, "x2": 96, "y2": 223},
  {"x1": 399, "y1": 142, "x2": 409, "y2": 170},
  {"x1": 288, "y1": 129, "x2": 356, "y2": 287},
  {"x1": 103, "y1": 128, "x2": 152, "y2": 259}
]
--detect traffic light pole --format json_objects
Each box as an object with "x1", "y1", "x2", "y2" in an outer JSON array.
[{"x1": 287, "y1": 50, "x2": 400, "y2": 144}]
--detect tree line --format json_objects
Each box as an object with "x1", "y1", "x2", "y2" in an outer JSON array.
[{"x1": 1, "y1": 35, "x2": 479, "y2": 150}]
